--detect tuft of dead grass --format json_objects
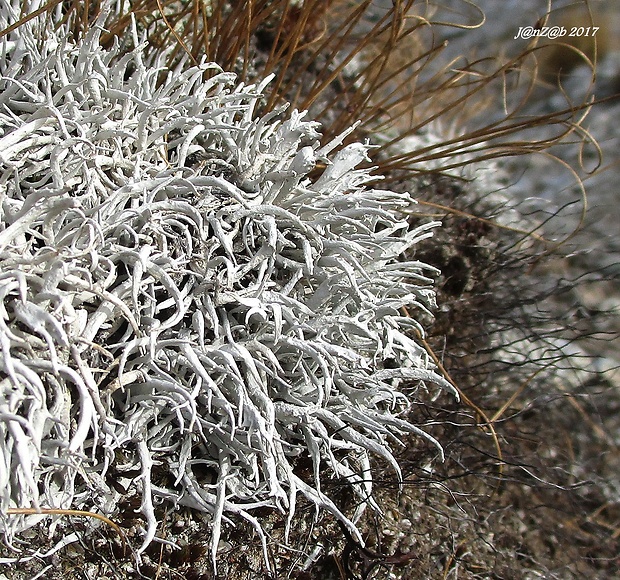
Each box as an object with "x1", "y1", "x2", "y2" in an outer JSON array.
[{"x1": 4, "y1": 1, "x2": 604, "y2": 177}]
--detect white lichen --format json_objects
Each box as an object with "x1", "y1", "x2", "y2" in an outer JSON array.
[{"x1": 0, "y1": 3, "x2": 456, "y2": 570}]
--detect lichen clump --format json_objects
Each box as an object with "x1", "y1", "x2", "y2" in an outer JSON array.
[{"x1": 0, "y1": 11, "x2": 455, "y2": 567}]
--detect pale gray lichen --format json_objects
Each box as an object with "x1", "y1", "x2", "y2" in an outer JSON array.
[{"x1": 0, "y1": 3, "x2": 456, "y2": 570}]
